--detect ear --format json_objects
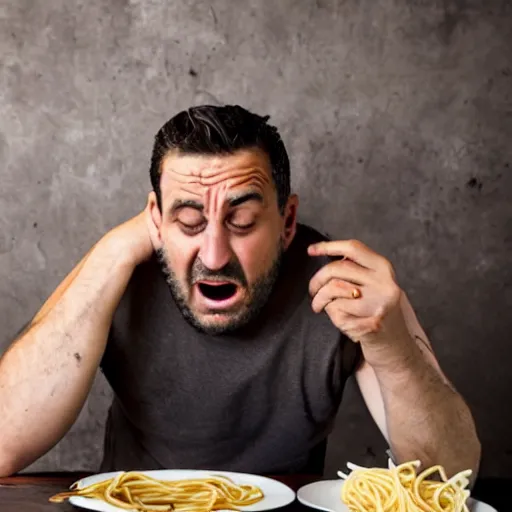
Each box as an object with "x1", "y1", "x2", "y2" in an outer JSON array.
[
  {"x1": 282, "y1": 194, "x2": 299, "y2": 250},
  {"x1": 146, "y1": 191, "x2": 164, "y2": 250}
]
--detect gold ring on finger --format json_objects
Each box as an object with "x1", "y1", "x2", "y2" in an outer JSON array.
[{"x1": 351, "y1": 288, "x2": 361, "y2": 299}]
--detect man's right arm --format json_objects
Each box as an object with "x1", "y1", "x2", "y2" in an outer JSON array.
[{"x1": 0, "y1": 211, "x2": 154, "y2": 476}]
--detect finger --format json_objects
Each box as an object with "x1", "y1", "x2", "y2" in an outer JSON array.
[
  {"x1": 311, "y1": 279, "x2": 363, "y2": 313},
  {"x1": 324, "y1": 297, "x2": 370, "y2": 318},
  {"x1": 325, "y1": 303, "x2": 381, "y2": 339},
  {"x1": 309, "y1": 259, "x2": 371, "y2": 297},
  {"x1": 324, "y1": 302, "x2": 355, "y2": 329},
  {"x1": 308, "y1": 240, "x2": 384, "y2": 270}
]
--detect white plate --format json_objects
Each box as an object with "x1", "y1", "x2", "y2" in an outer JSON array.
[
  {"x1": 68, "y1": 469, "x2": 295, "y2": 512},
  {"x1": 297, "y1": 479, "x2": 498, "y2": 512}
]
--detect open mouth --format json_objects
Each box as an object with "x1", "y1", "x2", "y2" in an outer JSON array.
[{"x1": 197, "y1": 282, "x2": 239, "y2": 301}]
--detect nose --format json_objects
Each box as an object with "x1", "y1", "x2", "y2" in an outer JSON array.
[{"x1": 197, "y1": 222, "x2": 233, "y2": 271}]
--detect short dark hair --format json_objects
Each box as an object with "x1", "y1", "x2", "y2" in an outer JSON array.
[{"x1": 149, "y1": 105, "x2": 290, "y2": 213}]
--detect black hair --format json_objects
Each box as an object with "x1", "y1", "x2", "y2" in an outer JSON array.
[{"x1": 149, "y1": 105, "x2": 290, "y2": 213}]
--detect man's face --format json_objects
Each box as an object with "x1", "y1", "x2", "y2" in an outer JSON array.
[{"x1": 150, "y1": 148, "x2": 297, "y2": 335}]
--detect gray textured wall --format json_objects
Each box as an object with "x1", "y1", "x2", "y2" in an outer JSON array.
[{"x1": 1, "y1": 0, "x2": 511, "y2": 478}]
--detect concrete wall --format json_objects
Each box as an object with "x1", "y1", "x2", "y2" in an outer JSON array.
[{"x1": 1, "y1": 0, "x2": 511, "y2": 478}]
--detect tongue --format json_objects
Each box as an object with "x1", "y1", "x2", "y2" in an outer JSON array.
[{"x1": 198, "y1": 282, "x2": 237, "y2": 301}]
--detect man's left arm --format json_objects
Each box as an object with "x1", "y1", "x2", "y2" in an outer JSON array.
[
  {"x1": 308, "y1": 240, "x2": 481, "y2": 478},
  {"x1": 355, "y1": 293, "x2": 480, "y2": 478}
]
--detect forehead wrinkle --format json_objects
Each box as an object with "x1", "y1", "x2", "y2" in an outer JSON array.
[
  {"x1": 234, "y1": 172, "x2": 269, "y2": 189},
  {"x1": 180, "y1": 185, "x2": 204, "y2": 197},
  {"x1": 164, "y1": 169, "x2": 270, "y2": 196},
  {"x1": 164, "y1": 166, "x2": 270, "y2": 194},
  {"x1": 207, "y1": 182, "x2": 228, "y2": 215},
  {"x1": 197, "y1": 167, "x2": 270, "y2": 187},
  {"x1": 165, "y1": 157, "x2": 234, "y2": 179},
  {"x1": 161, "y1": 153, "x2": 275, "y2": 213},
  {"x1": 165, "y1": 167, "x2": 203, "y2": 184},
  {"x1": 188, "y1": 179, "x2": 269, "y2": 210}
]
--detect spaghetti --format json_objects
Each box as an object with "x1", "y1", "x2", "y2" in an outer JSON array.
[
  {"x1": 49, "y1": 471, "x2": 264, "y2": 512},
  {"x1": 337, "y1": 459, "x2": 472, "y2": 512}
]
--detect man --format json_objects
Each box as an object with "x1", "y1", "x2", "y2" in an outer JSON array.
[{"x1": 0, "y1": 105, "x2": 480, "y2": 477}]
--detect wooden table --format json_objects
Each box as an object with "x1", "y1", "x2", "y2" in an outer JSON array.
[
  {"x1": 0, "y1": 473, "x2": 317, "y2": 512},
  {"x1": 0, "y1": 473, "x2": 508, "y2": 511}
]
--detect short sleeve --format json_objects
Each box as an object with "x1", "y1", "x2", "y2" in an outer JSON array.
[{"x1": 340, "y1": 334, "x2": 363, "y2": 380}]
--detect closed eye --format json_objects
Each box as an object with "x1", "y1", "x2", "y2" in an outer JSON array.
[
  {"x1": 176, "y1": 207, "x2": 206, "y2": 235},
  {"x1": 227, "y1": 210, "x2": 256, "y2": 231},
  {"x1": 229, "y1": 221, "x2": 255, "y2": 230},
  {"x1": 178, "y1": 220, "x2": 206, "y2": 235}
]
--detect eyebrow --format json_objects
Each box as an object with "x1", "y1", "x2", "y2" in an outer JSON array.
[
  {"x1": 228, "y1": 192, "x2": 264, "y2": 208},
  {"x1": 169, "y1": 199, "x2": 204, "y2": 215},
  {"x1": 169, "y1": 192, "x2": 264, "y2": 215}
]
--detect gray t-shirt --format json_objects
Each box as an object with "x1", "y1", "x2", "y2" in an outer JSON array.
[{"x1": 100, "y1": 223, "x2": 361, "y2": 474}]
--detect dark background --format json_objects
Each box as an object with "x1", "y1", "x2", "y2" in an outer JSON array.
[{"x1": 0, "y1": 0, "x2": 511, "y2": 478}]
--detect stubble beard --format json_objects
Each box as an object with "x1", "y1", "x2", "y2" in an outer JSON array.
[{"x1": 156, "y1": 243, "x2": 283, "y2": 335}]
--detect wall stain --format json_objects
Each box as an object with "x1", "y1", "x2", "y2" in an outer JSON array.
[
  {"x1": 210, "y1": 6, "x2": 218, "y2": 26},
  {"x1": 466, "y1": 177, "x2": 483, "y2": 191},
  {"x1": 439, "y1": 0, "x2": 468, "y2": 45}
]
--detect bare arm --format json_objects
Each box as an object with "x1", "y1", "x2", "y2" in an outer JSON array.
[
  {"x1": 356, "y1": 294, "x2": 481, "y2": 479},
  {"x1": 308, "y1": 240, "x2": 481, "y2": 478},
  {"x1": 0, "y1": 211, "x2": 154, "y2": 476}
]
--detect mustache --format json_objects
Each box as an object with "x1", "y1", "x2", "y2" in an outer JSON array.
[
  {"x1": 190, "y1": 257, "x2": 248, "y2": 287},
  {"x1": 156, "y1": 248, "x2": 248, "y2": 288}
]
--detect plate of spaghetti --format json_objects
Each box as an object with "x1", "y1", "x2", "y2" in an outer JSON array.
[
  {"x1": 297, "y1": 459, "x2": 497, "y2": 512},
  {"x1": 49, "y1": 469, "x2": 295, "y2": 512}
]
